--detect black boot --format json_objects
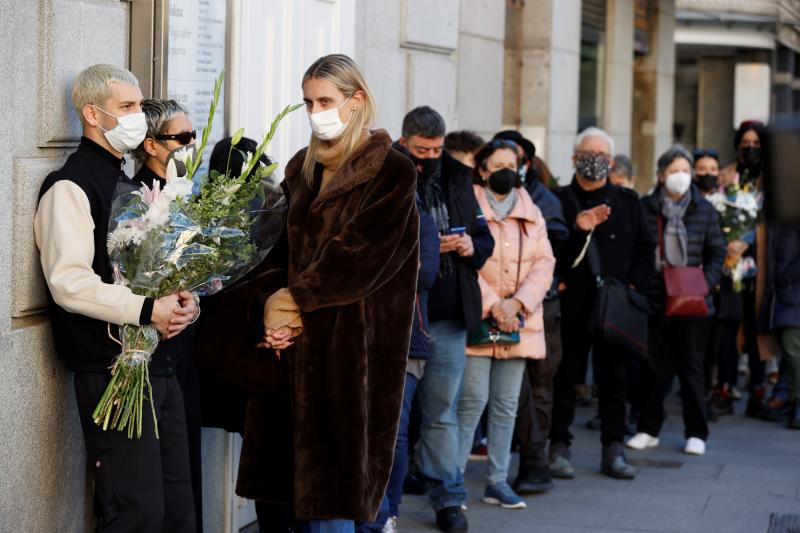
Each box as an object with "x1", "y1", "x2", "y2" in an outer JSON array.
[
  {"x1": 601, "y1": 442, "x2": 636, "y2": 480},
  {"x1": 788, "y1": 400, "x2": 800, "y2": 430},
  {"x1": 513, "y1": 464, "x2": 554, "y2": 495}
]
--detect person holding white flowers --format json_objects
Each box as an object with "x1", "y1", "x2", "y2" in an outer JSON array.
[
  {"x1": 627, "y1": 145, "x2": 726, "y2": 456},
  {"x1": 34, "y1": 65, "x2": 198, "y2": 532},
  {"x1": 131, "y1": 98, "x2": 205, "y2": 532}
]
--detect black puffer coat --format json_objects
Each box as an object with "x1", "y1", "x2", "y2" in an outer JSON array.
[{"x1": 641, "y1": 185, "x2": 727, "y2": 317}]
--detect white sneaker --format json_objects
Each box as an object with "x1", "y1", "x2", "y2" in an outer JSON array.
[
  {"x1": 684, "y1": 437, "x2": 706, "y2": 455},
  {"x1": 382, "y1": 516, "x2": 398, "y2": 533},
  {"x1": 625, "y1": 432, "x2": 659, "y2": 450}
]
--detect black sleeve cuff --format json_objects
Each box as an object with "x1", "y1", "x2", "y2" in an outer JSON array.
[{"x1": 139, "y1": 297, "x2": 155, "y2": 326}]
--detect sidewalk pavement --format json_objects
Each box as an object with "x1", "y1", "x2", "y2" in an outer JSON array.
[{"x1": 398, "y1": 392, "x2": 800, "y2": 533}]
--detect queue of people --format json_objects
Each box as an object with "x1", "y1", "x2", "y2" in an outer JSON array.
[{"x1": 33, "y1": 56, "x2": 797, "y2": 533}]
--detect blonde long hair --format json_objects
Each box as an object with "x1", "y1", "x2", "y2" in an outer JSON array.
[{"x1": 301, "y1": 54, "x2": 377, "y2": 185}]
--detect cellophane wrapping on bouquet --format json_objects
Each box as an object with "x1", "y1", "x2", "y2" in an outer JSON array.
[{"x1": 92, "y1": 72, "x2": 302, "y2": 438}]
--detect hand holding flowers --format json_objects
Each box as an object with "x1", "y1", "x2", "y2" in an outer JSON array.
[
  {"x1": 93, "y1": 72, "x2": 302, "y2": 438},
  {"x1": 706, "y1": 182, "x2": 761, "y2": 292}
]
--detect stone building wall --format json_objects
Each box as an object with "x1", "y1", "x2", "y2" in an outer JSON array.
[
  {"x1": 354, "y1": 0, "x2": 507, "y2": 142},
  {"x1": 0, "y1": 3, "x2": 130, "y2": 531}
]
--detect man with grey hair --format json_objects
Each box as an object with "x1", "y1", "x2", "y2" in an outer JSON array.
[
  {"x1": 549, "y1": 127, "x2": 656, "y2": 480},
  {"x1": 34, "y1": 64, "x2": 197, "y2": 532}
]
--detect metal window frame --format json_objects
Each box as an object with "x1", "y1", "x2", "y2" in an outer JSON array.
[{"x1": 129, "y1": 0, "x2": 169, "y2": 99}]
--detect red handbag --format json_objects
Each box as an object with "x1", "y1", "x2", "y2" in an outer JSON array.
[{"x1": 659, "y1": 217, "x2": 709, "y2": 317}]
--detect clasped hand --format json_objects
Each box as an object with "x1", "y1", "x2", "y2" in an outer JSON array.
[
  {"x1": 151, "y1": 291, "x2": 199, "y2": 339},
  {"x1": 257, "y1": 326, "x2": 302, "y2": 358},
  {"x1": 491, "y1": 298, "x2": 523, "y2": 333}
]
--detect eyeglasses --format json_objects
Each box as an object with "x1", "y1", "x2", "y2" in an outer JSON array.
[
  {"x1": 693, "y1": 148, "x2": 719, "y2": 161},
  {"x1": 154, "y1": 130, "x2": 197, "y2": 145}
]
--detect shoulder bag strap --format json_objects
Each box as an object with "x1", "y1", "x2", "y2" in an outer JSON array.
[{"x1": 515, "y1": 220, "x2": 523, "y2": 292}]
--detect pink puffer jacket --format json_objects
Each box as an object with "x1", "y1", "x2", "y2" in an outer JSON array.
[{"x1": 466, "y1": 185, "x2": 555, "y2": 360}]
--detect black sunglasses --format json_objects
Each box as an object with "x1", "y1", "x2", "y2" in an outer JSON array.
[
  {"x1": 154, "y1": 130, "x2": 197, "y2": 145},
  {"x1": 693, "y1": 148, "x2": 719, "y2": 161}
]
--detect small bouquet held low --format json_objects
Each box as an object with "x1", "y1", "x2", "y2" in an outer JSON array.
[
  {"x1": 706, "y1": 178, "x2": 760, "y2": 292},
  {"x1": 93, "y1": 72, "x2": 302, "y2": 438}
]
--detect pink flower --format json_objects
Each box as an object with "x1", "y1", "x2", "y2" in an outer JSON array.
[{"x1": 134, "y1": 180, "x2": 162, "y2": 206}]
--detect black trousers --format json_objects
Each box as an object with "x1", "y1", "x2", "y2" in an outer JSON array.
[
  {"x1": 514, "y1": 299, "x2": 563, "y2": 468},
  {"x1": 638, "y1": 318, "x2": 710, "y2": 440},
  {"x1": 550, "y1": 320, "x2": 629, "y2": 449},
  {"x1": 175, "y1": 354, "x2": 203, "y2": 533},
  {"x1": 75, "y1": 373, "x2": 195, "y2": 533},
  {"x1": 716, "y1": 281, "x2": 765, "y2": 392},
  {"x1": 717, "y1": 320, "x2": 740, "y2": 388}
]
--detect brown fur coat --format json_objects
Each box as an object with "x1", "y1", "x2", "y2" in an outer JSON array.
[{"x1": 205, "y1": 130, "x2": 420, "y2": 522}]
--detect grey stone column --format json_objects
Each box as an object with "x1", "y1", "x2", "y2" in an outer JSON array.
[
  {"x1": 504, "y1": 0, "x2": 582, "y2": 183},
  {"x1": 603, "y1": 0, "x2": 635, "y2": 158},
  {"x1": 697, "y1": 57, "x2": 735, "y2": 165},
  {"x1": 632, "y1": 0, "x2": 676, "y2": 190}
]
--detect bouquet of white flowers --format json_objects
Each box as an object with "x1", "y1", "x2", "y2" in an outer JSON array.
[
  {"x1": 93, "y1": 72, "x2": 302, "y2": 438},
  {"x1": 706, "y1": 180, "x2": 760, "y2": 292}
]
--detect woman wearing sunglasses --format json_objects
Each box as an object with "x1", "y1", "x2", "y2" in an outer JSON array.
[
  {"x1": 130, "y1": 98, "x2": 203, "y2": 530},
  {"x1": 132, "y1": 99, "x2": 197, "y2": 181}
]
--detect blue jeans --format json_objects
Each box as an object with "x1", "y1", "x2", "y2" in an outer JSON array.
[
  {"x1": 457, "y1": 357, "x2": 526, "y2": 484},
  {"x1": 354, "y1": 494, "x2": 390, "y2": 533},
  {"x1": 416, "y1": 320, "x2": 469, "y2": 511},
  {"x1": 296, "y1": 519, "x2": 354, "y2": 533},
  {"x1": 385, "y1": 371, "x2": 419, "y2": 517}
]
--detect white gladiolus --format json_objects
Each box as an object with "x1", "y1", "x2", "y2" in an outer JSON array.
[
  {"x1": 172, "y1": 146, "x2": 193, "y2": 165},
  {"x1": 165, "y1": 158, "x2": 179, "y2": 183},
  {"x1": 163, "y1": 177, "x2": 194, "y2": 201}
]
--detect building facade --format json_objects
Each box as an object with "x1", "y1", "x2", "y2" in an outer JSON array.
[
  {"x1": 503, "y1": 0, "x2": 677, "y2": 190},
  {"x1": 674, "y1": 0, "x2": 800, "y2": 166},
  {"x1": 0, "y1": 1, "x2": 679, "y2": 531}
]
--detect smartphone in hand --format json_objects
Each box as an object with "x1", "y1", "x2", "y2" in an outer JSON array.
[{"x1": 449, "y1": 226, "x2": 467, "y2": 235}]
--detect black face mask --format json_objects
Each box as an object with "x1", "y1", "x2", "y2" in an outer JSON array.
[
  {"x1": 739, "y1": 146, "x2": 762, "y2": 172},
  {"x1": 411, "y1": 155, "x2": 442, "y2": 182},
  {"x1": 695, "y1": 173, "x2": 718, "y2": 192},
  {"x1": 487, "y1": 168, "x2": 517, "y2": 195}
]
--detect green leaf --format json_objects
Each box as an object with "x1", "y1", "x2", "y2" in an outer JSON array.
[
  {"x1": 187, "y1": 70, "x2": 225, "y2": 179},
  {"x1": 241, "y1": 102, "x2": 305, "y2": 179}
]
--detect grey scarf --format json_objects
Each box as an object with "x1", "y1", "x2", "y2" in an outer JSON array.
[
  {"x1": 486, "y1": 187, "x2": 518, "y2": 221},
  {"x1": 660, "y1": 187, "x2": 691, "y2": 267}
]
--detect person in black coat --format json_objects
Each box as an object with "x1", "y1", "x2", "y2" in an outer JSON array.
[
  {"x1": 396, "y1": 106, "x2": 494, "y2": 533},
  {"x1": 35, "y1": 67, "x2": 198, "y2": 533},
  {"x1": 549, "y1": 127, "x2": 656, "y2": 480},
  {"x1": 627, "y1": 145, "x2": 726, "y2": 456},
  {"x1": 380, "y1": 194, "x2": 440, "y2": 529},
  {"x1": 761, "y1": 223, "x2": 800, "y2": 429},
  {"x1": 131, "y1": 98, "x2": 204, "y2": 532}
]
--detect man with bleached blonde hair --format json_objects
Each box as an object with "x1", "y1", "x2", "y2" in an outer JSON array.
[{"x1": 34, "y1": 64, "x2": 197, "y2": 532}]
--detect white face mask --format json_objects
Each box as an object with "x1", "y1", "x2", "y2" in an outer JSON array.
[
  {"x1": 308, "y1": 96, "x2": 352, "y2": 141},
  {"x1": 665, "y1": 171, "x2": 692, "y2": 196},
  {"x1": 93, "y1": 105, "x2": 148, "y2": 153}
]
